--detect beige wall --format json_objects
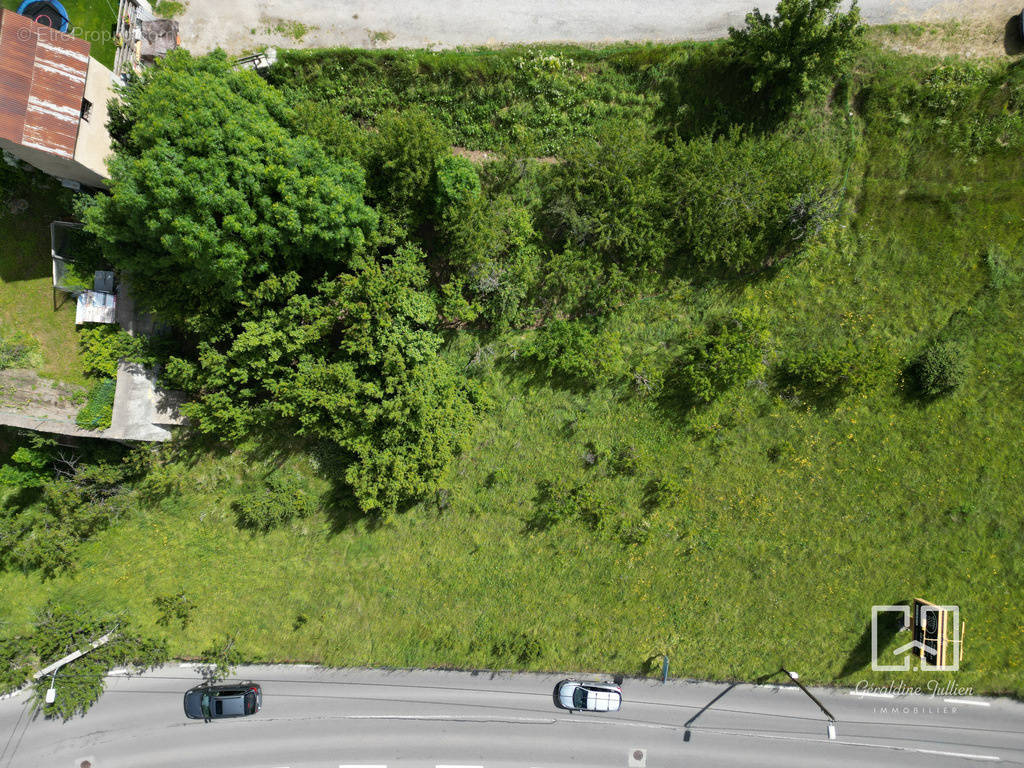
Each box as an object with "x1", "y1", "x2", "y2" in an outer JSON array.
[{"x1": 73, "y1": 57, "x2": 116, "y2": 184}]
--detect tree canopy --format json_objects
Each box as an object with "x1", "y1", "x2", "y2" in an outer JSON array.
[
  {"x1": 80, "y1": 51, "x2": 479, "y2": 515},
  {"x1": 728, "y1": 0, "x2": 863, "y2": 113}
]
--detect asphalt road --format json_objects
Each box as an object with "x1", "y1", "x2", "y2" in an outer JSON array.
[
  {"x1": 1, "y1": 666, "x2": 1022, "y2": 768},
  {"x1": 179, "y1": 0, "x2": 1020, "y2": 54}
]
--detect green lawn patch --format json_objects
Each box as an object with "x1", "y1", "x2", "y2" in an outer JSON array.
[{"x1": 0, "y1": 167, "x2": 86, "y2": 388}]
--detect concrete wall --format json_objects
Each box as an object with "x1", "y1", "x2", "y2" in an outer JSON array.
[{"x1": 73, "y1": 58, "x2": 115, "y2": 185}]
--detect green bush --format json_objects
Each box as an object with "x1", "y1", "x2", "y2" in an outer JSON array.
[
  {"x1": 728, "y1": 0, "x2": 863, "y2": 114},
  {"x1": 672, "y1": 127, "x2": 843, "y2": 273},
  {"x1": 439, "y1": 194, "x2": 541, "y2": 329},
  {"x1": 674, "y1": 310, "x2": 770, "y2": 405},
  {"x1": 524, "y1": 320, "x2": 623, "y2": 384},
  {"x1": 232, "y1": 473, "x2": 318, "y2": 532},
  {"x1": 779, "y1": 340, "x2": 882, "y2": 402},
  {"x1": 643, "y1": 475, "x2": 686, "y2": 510},
  {"x1": 491, "y1": 630, "x2": 545, "y2": 666},
  {"x1": 542, "y1": 119, "x2": 672, "y2": 274},
  {"x1": 153, "y1": 589, "x2": 195, "y2": 629},
  {"x1": 78, "y1": 326, "x2": 148, "y2": 379},
  {"x1": 529, "y1": 479, "x2": 612, "y2": 532},
  {"x1": 608, "y1": 442, "x2": 641, "y2": 477},
  {"x1": 986, "y1": 245, "x2": 1021, "y2": 290},
  {"x1": 909, "y1": 340, "x2": 968, "y2": 398},
  {"x1": 435, "y1": 154, "x2": 481, "y2": 211},
  {"x1": 365, "y1": 108, "x2": 451, "y2": 226},
  {"x1": 76, "y1": 379, "x2": 117, "y2": 430}
]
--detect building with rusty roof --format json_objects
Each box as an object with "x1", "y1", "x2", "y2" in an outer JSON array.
[{"x1": 0, "y1": 9, "x2": 115, "y2": 188}]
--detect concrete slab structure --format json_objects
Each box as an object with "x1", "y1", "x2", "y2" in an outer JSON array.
[{"x1": 106, "y1": 361, "x2": 187, "y2": 441}]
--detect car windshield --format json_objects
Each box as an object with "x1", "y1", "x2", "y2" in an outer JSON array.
[{"x1": 572, "y1": 687, "x2": 588, "y2": 709}]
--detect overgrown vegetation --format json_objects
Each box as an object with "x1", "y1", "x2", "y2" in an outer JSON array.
[
  {"x1": 0, "y1": 431, "x2": 137, "y2": 575},
  {"x1": 2, "y1": 8, "x2": 1023, "y2": 698}
]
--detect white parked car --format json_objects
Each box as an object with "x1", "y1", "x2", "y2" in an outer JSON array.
[{"x1": 552, "y1": 679, "x2": 622, "y2": 712}]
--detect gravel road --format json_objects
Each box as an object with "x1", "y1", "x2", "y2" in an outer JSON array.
[{"x1": 176, "y1": 0, "x2": 1022, "y2": 55}]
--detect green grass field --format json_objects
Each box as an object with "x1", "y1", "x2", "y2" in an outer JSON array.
[
  {"x1": 1, "y1": 41, "x2": 1022, "y2": 696},
  {"x1": 0, "y1": 169, "x2": 86, "y2": 387},
  {"x1": 1, "y1": 0, "x2": 117, "y2": 69}
]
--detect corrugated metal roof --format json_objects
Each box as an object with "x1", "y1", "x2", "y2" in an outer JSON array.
[{"x1": 0, "y1": 9, "x2": 90, "y2": 160}]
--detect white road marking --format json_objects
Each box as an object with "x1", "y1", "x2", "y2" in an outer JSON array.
[
  {"x1": 850, "y1": 691, "x2": 896, "y2": 699},
  {"x1": 339, "y1": 764, "x2": 387, "y2": 768},
  {"x1": 765, "y1": 685, "x2": 801, "y2": 692},
  {"x1": 914, "y1": 748, "x2": 1000, "y2": 762},
  {"x1": 346, "y1": 714, "x2": 555, "y2": 725},
  {"x1": 944, "y1": 698, "x2": 991, "y2": 707},
  {"x1": 436, "y1": 765, "x2": 484, "y2": 768}
]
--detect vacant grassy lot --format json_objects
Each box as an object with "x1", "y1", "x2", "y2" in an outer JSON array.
[
  {"x1": 0, "y1": 168, "x2": 86, "y2": 387},
  {"x1": 1, "y1": 41, "x2": 1022, "y2": 697},
  {"x1": 1, "y1": 0, "x2": 117, "y2": 69}
]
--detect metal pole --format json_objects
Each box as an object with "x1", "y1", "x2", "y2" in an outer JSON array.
[
  {"x1": 33, "y1": 633, "x2": 114, "y2": 679},
  {"x1": 661, "y1": 654, "x2": 670, "y2": 684},
  {"x1": 781, "y1": 669, "x2": 838, "y2": 739}
]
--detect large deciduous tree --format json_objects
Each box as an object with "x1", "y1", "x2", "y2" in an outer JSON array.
[{"x1": 80, "y1": 51, "x2": 479, "y2": 515}]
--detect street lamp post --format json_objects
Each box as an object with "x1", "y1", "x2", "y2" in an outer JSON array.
[{"x1": 781, "y1": 669, "x2": 838, "y2": 741}]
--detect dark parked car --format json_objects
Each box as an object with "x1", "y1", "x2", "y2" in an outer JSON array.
[{"x1": 184, "y1": 683, "x2": 262, "y2": 719}]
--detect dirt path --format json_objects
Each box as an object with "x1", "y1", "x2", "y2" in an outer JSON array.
[{"x1": 173, "y1": 0, "x2": 1024, "y2": 56}]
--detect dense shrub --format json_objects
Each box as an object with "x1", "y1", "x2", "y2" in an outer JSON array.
[
  {"x1": 232, "y1": 473, "x2": 318, "y2": 532},
  {"x1": 78, "y1": 326, "x2": 149, "y2": 379},
  {"x1": 435, "y1": 154, "x2": 482, "y2": 211},
  {"x1": 529, "y1": 478, "x2": 612, "y2": 532},
  {"x1": 986, "y1": 245, "x2": 1021, "y2": 290},
  {"x1": 364, "y1": 108, "x2": 451, "y2": 227},
  {"x1": 909, "y1": 340, "x2": 968, "y2": 398},
  {"x1": 542, "y1": 119, "x2": 672, "y2": 274},
  {"x1": 439, "y1": 194, "x2": 541, "y2": 328},
  {"x1": 643, "y1": 475, "x2": 686, "y2": 510},
  {"x1": 153, "y1": 589, "x2": 195, "y2": 629},
  {"x1": 491, "y1": 630, "x2": 545, "y2": 665},
  {"x1": 524, "y1": 319, "x2": 624, "y2": 384},
  {"x1": 607, "y1": 442, "x2": 641, "y2": 477},
  {"x1": 778, "y1": 339, "x2": 883, "y2": 403},
  {"x1": 672, "y1": 128, "x2": 843, "y2": 273},
  {"x1": 674, "y1": 310, "x2": 770, "y2": 405}
]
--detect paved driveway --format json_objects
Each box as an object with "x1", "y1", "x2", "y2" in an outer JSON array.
[{"x1": 178, "y1": 0, "x2": 1021, "y2": 55}]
